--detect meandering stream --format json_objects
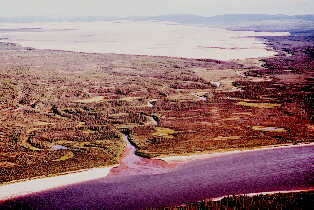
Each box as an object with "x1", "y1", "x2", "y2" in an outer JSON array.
[
  {"x1": 1, "y1": 99, "x2": 313, "y2": 209},
  {"x1": 192, "y1": 93, "x2": 207, "y2": 101},
  {"x1": 108, "y1": 99, "x2": 174, "y2": 177},
  {"x1": 108, "y1": 134, "x2": 175, "y2": 177}
]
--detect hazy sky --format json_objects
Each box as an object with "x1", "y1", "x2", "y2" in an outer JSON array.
[{"x1": 2, "y1": 0, "x2": 314, "y2": 17}]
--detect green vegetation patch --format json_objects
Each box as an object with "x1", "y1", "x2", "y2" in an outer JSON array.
[
  {"x1": 74, "y1": 96, "x2": 104, "y2": 103},
  {"x1": 152, "y1": 127, "x2": 176, "y2": 139},
  {"x1": 237, "y1": 101, "x2": 281, "y2": 108},
  {"x1": 252, "y1": 126, "x2": 286, "y2": 132},
  {"x1": 53, "y1": 151, "x2": 74, "y2": 162}
]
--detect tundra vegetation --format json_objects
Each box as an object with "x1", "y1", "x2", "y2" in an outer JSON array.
[{"x1": 0, "y1": 31, "x2": 313, "y2": 183}]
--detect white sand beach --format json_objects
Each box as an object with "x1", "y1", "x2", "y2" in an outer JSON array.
[
  {"x1": 0, "y1": 166, "x2": 114, "y2": 201},
  {"x1": 157, "y1": 142, "x2": 314, "y2": 163}
]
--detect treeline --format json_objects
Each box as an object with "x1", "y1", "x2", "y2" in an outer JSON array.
[{"x1": 159, "y1": 191, "x2": 314, "y2": 209}]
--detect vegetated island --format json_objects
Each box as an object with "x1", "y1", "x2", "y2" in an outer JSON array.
[{"x1": 0, "y1": 28, "x2": 313, "y2": 185}]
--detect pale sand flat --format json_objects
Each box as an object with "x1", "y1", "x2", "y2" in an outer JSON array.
[
  {"x1": 0, "y1": 166, "x2": 115, "y2": 201},
  {"x1": 1, "y1": 21, "x2": 289, "y2": 61},
  {"x1": 157, "y1": 142, "x2": 314, "y2": 163}
]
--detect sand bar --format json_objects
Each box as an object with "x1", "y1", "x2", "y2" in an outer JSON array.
[
  {"x1": 0, "y1": 166, "x2": 114, "y2": 201},
  {"x1": 157, "y1": 142, "x2": 314, "y2": 163}
]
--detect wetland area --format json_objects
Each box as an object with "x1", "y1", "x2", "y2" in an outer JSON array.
[{"x1": 0, "y1": 19, "x2": 313, "y2": 208}]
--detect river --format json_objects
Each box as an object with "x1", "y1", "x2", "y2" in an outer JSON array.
[
  {"x1": 1, "y1": 143, "x2": 313, "y2": 209},
  {"x1": 108, "y1": 134, "x2": 175, "y2": 177},
  {"x1": 0, "y1": 21, "x2": 310, "y2": 209}
]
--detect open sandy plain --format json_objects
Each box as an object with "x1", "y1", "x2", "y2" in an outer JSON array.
[{"x1": 0, "y1": 21, "x2": 288, "y2": 60}]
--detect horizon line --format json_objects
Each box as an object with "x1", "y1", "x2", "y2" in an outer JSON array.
[{"x1": 0, "y1": 13, "x2": 314, "y2": 19}]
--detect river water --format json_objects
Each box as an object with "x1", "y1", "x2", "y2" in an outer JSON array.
[
  {"x1": 1, "y1": 101, "x2": 313, "y2": 208},
  {"x1": 2, "y1": 144, "x2": 313, "y2": 209},
  {"x1": 0, "y1": 20, "x2": 310, "y2": 209},
  {"x1": 108, "y1": 134, "x2": 176, "y2": 177}
]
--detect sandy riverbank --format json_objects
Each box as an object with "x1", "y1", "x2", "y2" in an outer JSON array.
[
  {"x1": 1, "y1": 144, "x2": 312, "y2": 209},
  {"x1": 0, "y1": 166, "x2": 115, "y2": 201},
  {"x1": 156, "y1": 142, "x2": 314, "y2": 163},
  {"x1": 4, "y1": 143, "x2": 312, "y2": 201}
]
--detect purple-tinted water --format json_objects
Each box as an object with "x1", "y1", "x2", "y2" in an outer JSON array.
[
  {"x1": 52, "y1": 145, "x2": 67, "y2": 151},
  {"x1": 108, "y1": 135, "x2": 176, "y2": 177},
  {"x1": 1, "y1": 145, "x2": 313, "y2": 209}
]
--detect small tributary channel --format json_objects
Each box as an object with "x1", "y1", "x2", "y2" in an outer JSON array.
[
  {"x1": 108, "y1": 133, "x2": 175, "y2": 177},
  {"x1": 148, "y1": 100, "x2": 159, "y2": 126},
  {"x1": 147, "y1": 99, "x2": 157, "y2": 108},
  {"x1": 147, "y1": 101, "x2": 153, "y2": 108},
  {"x1": 192, "y1": 93, "x2": 207, "y2": 101},
  {"x1": 150, "y1": 116, "x2": 158, "y2": 126},
  {"x1": 108, "y1": 99, "x2": 175, "y2": 177}
]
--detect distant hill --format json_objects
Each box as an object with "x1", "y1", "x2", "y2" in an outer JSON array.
[
  {"x1": 135, "y1": 14, "x2": 210, "y2": 24},
  {"x1": 0, "y1": 14, "x2": 313, "y2": 32},
  {"x1": 0, "y1": 16, "x2": 119, "y2": 23},
  {"x1": 145, "y1": 14, "x2": 297, "y2": 23},
  {"x1": 139, "y1": 14, "x2": 314, "y2": 32}
]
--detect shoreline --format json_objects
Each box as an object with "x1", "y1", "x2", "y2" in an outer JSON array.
[
  {"x1": 211, "y1": 188, "x2": 314, "y2": 201},
  {"x1": 155, "y1": 142, "x2": 314, "y2": 163},
  {"x1": 0, "y1": 27, "x2": 311, "y2": 206},
  {"x1": 2, "y1": 142, "x2": 313, "y2": 201},
  {"x1": 0, "y1": 165, "x2": 115, "y2": 201}
]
